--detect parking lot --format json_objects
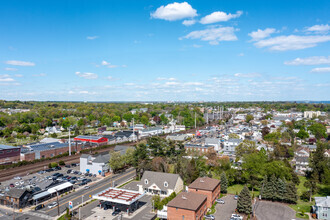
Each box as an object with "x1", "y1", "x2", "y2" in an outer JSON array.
[
  {"x1": 214, "y1": 194, "x2": 239, "y2": 220},
  {"x1": 0, "y1": 163, "x2": 100, "y2": 196}
]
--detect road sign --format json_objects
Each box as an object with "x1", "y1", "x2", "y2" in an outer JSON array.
[{"x1": 69, "y1": 201, "x2": 73, "y2": 209}]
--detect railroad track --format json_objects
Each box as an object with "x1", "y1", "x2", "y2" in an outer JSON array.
[{"x1": 0, "y1": 125, "x2": 208, "y2": 182}]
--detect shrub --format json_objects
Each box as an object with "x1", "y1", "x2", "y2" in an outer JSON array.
[{"x1": 59, "y1": 160, "x2": 65, "y2": 166}]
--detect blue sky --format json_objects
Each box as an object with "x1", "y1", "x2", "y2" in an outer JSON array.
[{"x1": 1, "y1": 0, "x2": 329, "y2": 101}]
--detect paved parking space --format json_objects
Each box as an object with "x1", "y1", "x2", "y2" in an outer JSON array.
[
  {"x1": 214, "y1": 194, "x2": 238, "y2": 220},
  {"x1": 0, "y1": 164, "x2": 100, "y2": 193},
  {"x1": 255, "y1": 201, "x2": 301, "y2": 220}
]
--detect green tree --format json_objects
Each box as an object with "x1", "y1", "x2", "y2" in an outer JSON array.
[
  {"x1": 109, "y1": 151, "x2": 124, "y2": 173},
  {"x1": 246, "y1": 115, "x2": 254, "y2": 123},
  {"x1": 236, "y1": 140, "x2": 257, "y2": 158},
  {"x1": 228, "y1": 133, "x2": 240, "y2": 139},
  {"x1": 285, "y1": 182, "x2": 298, "y2": 204},
  {"x1": 276, "y1": 178, "x2": 286, "y2": 202},
  {"x1": 308, "y1": 123, "x2": 327, "y2": 139},
  {"x1": 309, "y1": 142, "x2": 329, "y2": 183},
  {"x1": 237, "y1": 186, "x2": 252, "y2": 214},
  {"x1": 124, "y1": 147, "x2": 135, "y2": 166},
  {"x1": 220, "y1": 172, "x2": 228, "y2": 194},
  {"x1": 141, "y1": 115, "x2": 149, "y2": 125},
  {"x1": 296, "y1": 129, "x2": 309, "y2": 139}
]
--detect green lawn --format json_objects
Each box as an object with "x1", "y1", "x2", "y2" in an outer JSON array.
[{"x1": 227, "y1": 184, "x2": 259, "y2": 198}]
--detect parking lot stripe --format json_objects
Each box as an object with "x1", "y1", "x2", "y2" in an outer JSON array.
[{"x1": 46, "y1": 169, "x2": 135, "y2": 213}]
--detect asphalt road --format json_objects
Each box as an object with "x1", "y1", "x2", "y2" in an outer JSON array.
[
  {"x1": 34, "y1": 168, "x2": 136, "y2": 218},
  {"x1": 214, "y1": 194, "x2": 238, "y2": 220},
  {"x1": 255, "y1": 201, "x2": 298, "y2": 220}
]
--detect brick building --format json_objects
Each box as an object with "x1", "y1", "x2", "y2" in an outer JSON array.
[
  {"x1": 167, "y1": 191, "x2": 207, "y2": 220},
  {"x1": 0, "y1": 144, "x2": 21, "y2": 164},
  {"x1": 188, "y1": 177, "x2": 221, "y2": 208},
  {"x1": 184, "y1": 144, "x2": 215, "y2": 154}
]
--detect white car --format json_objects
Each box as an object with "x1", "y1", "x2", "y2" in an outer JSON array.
[
  {"x1": 48, "y1": 202, "x2": 58, "y2": 209},
  {"x1": 13, "y1": 176, "x2": 22, "y2": 180},
  {"x1": 216, "y1": 198, "x2": 225, "y2": 204},
  {"x1": 84, "y1": 186, "x2": 90, "y2": 190},
  {"x1": 15, "y1": 182, "x2": 19, "y2": 186},
  {"x1": 231, "y1": 214, "x2": 243, "y2": 220},
  {"x1": 19, "y1": 180, "x2": 24, "y2": 185}
]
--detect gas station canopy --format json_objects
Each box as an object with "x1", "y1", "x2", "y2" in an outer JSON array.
[{"x1": 92, "y1": 187, "x2": 145, "y2": 205}]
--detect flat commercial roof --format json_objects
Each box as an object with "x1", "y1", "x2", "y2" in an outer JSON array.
[
  {"x1": 0, "y1": 144, "x2": 19, "y2": 150},
  {"x1": 48, "y1": 182, "x2": 73, "y2": 194},
  {"x1": 92, "y1": 187, "x2": 145, "y2": 206},
  {"x1": 32, "y1": 191, "x2": 51, "y2": 200}
]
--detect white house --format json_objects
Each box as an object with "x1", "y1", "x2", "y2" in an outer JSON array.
[
  {"x1": 80, "y1": 153, "x2": 110, "y2": 175},
  {"x1": 137, "y1": 171, "x2": 183, "y2": 197}
]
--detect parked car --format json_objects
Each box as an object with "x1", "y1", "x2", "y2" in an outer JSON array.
[
  {"x1": 70, "y1": 180, "x2": 77, "y2": 184},
  {"x1": 65, "y1": 165, "x2": 71, "y2": 168},
  {"x1": 67, "y1": 169, "x2": 72, "y2": 174},
  {"x1": 216, "y1": 199, "x2": 225, "y2": 204},
  {"x1": 9, "y1": 183, "x2": 15, "y2": 187},
  {"x1": 93, "y1": 174, "x2": 96, "y2": 178},
  {"x1": 54, "y1": 166, "x2": 62, "y2": 170},
  {"x1": 71, "y1": 163, "x2": 77, "y2": 167},
  {"x1": 79, "y1": 182, "x2": 87, "y2": 186},
  {"x1": 88, "y1": 173, "x2": 93, "y2": 177},
  {"x1": 15, "y1": 182, "x2": 19, "y2": 186},
  {"x1": 48, "y1": 202, "x2": 58, "y2": 209},
  {"x1": 84, "y1": 179, "x2": 92, "y2": 183},
  {"x1": 35, "y1": 204, "x2": 45, "y2": 210},
  {"x1": 234, "y1": 195, "x2": 239, "y2": 200},
  {"x1": 112, "y1": 209, "x2": 120, "y2": 216},
  {"x1": 231, "y1": 214, "x2": 243, "y2": 220},
  {"x1": 13, "y1": 176, "x2": 22, "y2": 180},
  {"x1": 204, "y1": 215, "x2": 215, "y2": 220}
]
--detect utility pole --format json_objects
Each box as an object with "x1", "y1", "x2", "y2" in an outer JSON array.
[
  {"x1": 12, "y1": 199, "x2": 14, "y2": 220},
  {"x1": 56, "y1": 189, "x2": 60, "y2": 216},
  {"x1": 194, "y1": 112, "x2": 196, "y2": 129},
  {"x1": 69, "y1": 128, "x2": 71, "y2": 156}
]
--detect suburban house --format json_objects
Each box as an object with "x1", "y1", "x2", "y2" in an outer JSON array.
[
  {"x1": 222, "y1": 138, "x2": 243, "y2": 155},
  {"x1": 188, "y1": 177, "x2": 221, "y2": 208},
  {"x1": 313, "y1": 196, "x2": 330, "y2": 220},
  {"x1": 137, "y1": 171, "x2": 183, "y2": 197},
  {"x1": 115, "y1": 131, "x2": 138, "y2": 142},
  {"x1": 0, "y1": 144, "x2": 21, "y2": 164},
  {"x1": 74, "y1": 135, "x2": 108, "y2": 146},
  {"x1": 80, "y1": 152, "x2": 110, "y2": 175},
  {"x1": 292, "y1": 147, "x2": 310, "y2": 174},
  {"x1": 204, "y1": 138, "x2": 221, "y2": 152},
  {"x1": 167, "y1": 191, "x2": 207, "y2": 220}
]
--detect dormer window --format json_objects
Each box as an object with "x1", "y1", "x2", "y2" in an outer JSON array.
[
  {"x1": 164, "y1": 181, "x2": 168, "y2": 187},
  {"x1": 145, "y1": 179, "x2": 148, "y2": 184}
]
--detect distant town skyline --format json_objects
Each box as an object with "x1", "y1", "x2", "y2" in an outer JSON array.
[{"x1": 1, "y1": 0, "x2": 330, "y2": 101}]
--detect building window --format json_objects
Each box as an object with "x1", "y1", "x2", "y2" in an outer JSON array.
[
  {"x1": 182, "y1": 215, "x2": 184, "y2": 220},
  {"x1": 0, "y1": 151, "x2": 3, "y2": 154},
  {"x1": 145, "y1": 179, "x2": 148, "y2": 184},
  {"x1": 164, "y1": 182, "x2": 168, "y2": 187},
  {"x1": 6, "y1": 150, "x2": 12, "y2": 153}
]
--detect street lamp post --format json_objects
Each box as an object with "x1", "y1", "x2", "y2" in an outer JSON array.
[{"x1": 55, "y1": 189, "x2": 60, "y2": 216}]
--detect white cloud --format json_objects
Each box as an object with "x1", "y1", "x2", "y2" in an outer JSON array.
[
  {"x1": 75, "y1": 72, "x2": 98, "y2": 79},
  {"x1": 101, "y1": 60, "x2": 119, "y2": 68},
  {"x1": 156, "y1": 77, "x2": 177, "y2": 81},
  {"x1": 184, "y1": 82, "x2": 204, "y2": 86},
  {"x1": 5, "y1": 60, "x2": 35, "y2": 66},
  {"x1": 181, "y1": 26, "x2": 238, "y2": 45},
  {"x1": 310, "y1": 67, "x2": 330, "y2": 73},
  {"x1": 248, "y1": 28, "x2": 277, "y2": 41},
  {"x1": 165, "y1": 81, "x2": 180, "y2": 86},
  {"x1": 200, "y1": 10, "x2": 243, "y2": 24},
  {"x1": 234, "y1": 73, "x2": 261, "y2": 78},
  {"x1": 79, "y1": 91, "x2": 89, "y2": 94},
  {"x1": 101, "y1": 60, "x2": 109, "y2": 66},
  {"x1": 253, "y1": 35, "x2": 330, "y2": 51},
  {"x1": 0, "y1": 74, "x2": 15, "y2": 82},
  {"x1": 124, "y1": 83, "x2": 135, "y2": 86},
  {"x1": 238, "y1": 53, "x2": 244, "y2": 56},
  {"x1": 305, "y1": 24, "x2": 330, "y2": 34},
  {"x1": 182, "y1": 19, "x2": 196, "y2": 26},
  {"x1": 4, "y1": 67, "x2": 18, "y2": 71},
  {"x1": 284, "y1": 56, "x2": 330, "y2": 65},
  {"x1": 151, "y1": 2, "x2": 197, "y2": 21},
  {"x1": 87, "y1": 36, "x2": 99, "y2": 40},
  {"x1": 14, "y1": 74, "x2": 23, "y2": 77},
  {"x1": 33, "y1": 73, "x2": 46, "y2": 77},
  {"x1": 192, "y1": 44, "x2": 202, "y2": 48}
]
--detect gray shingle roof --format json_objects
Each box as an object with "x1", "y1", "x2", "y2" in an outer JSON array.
[{"x1": 140, "y1": 171, "x2": 181, "y2": 191}]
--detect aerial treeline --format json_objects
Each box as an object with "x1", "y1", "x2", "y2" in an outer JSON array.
[
  {"x1": 260, "y1": 174, "x2": 298, "y2": 204},
  {"x1": 0, "y1": 101, "x2": 206, "y2": 139}
]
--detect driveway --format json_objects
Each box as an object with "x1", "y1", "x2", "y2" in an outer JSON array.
[
  {"x1": 214, "y1": 194, "x2": 237, "y2": 220},
  {"x1": 255, "y1": 201, "x2": 301, "y2": 220}
]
